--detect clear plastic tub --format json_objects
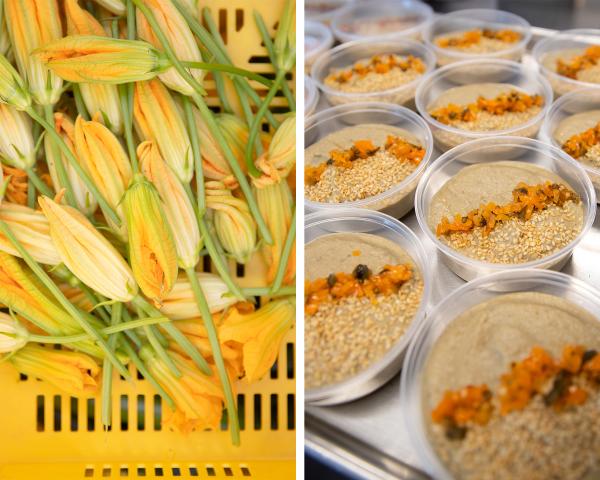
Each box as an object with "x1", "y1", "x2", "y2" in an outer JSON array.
[
  {"x1": 415, "y1": 59, "x2": 553, "y2": 151},
  {"x1": 331, "y1": 0, "x2": 433, "y2": 43},
  {"x1": 305, "y1": 102, "x2": 434, "y2": 218},
  {"x1": 423, "y1": 9, "x2": 531, "y2": 66},
  {"x1": 305, "y1": 75, "x2": 319, "y2": 119},
  {"x1": 540, "y1": 88, "x2": 600, "y2": 201},
  {"x1": 414, "y1": 136, "x2": 596, "y2": 281},
  {"x1": 400, "y1": 268, "x2": 600, "y2": 480},
  {"x1": 305, "y1": 20, "x2": 334, "y2": 74},
  {"x1": 305, "y1": 208, "x2": 431, "y2": 405},
  {"x1": 306, "y1": 0, "x2": 354, "y2": 25},
  {"x1": 311, "y1": 38, "x2": 436, "y2": 107},
  {"x1": 532, "y1": 29, "x2": 600, "y2": 97}
]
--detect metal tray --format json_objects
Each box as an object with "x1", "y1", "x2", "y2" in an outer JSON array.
[{"x1": 304, "y1": 26, "x2": 600, "y2": 479}]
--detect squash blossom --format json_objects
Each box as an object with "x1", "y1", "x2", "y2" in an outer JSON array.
[
  {"x1": 0, "y1": 202, "x2": 61, "y2": 265},
  {"x1": 274, "y1": 0, "x2": 296, "y2": 73},
  {"x1": 122, "y1": 174, "x2": 178, "y2": 303},
  {"x1": 0, "y1": 1, "x2": 10, "y2": 58},
  {"x1": 0, "y1": 103, "x2": 35, "y2": 169},
  {"x1": 90, "y1": 0, "x2": 124, "y2": 15},
  {"x1": 74, "y1": 115, "x2": 132, "y2": 240},
  {"x1": 206, "y1": 181, "x2": 257, "y2": 265},
  {"x1": 38, "y1": 196, "x2": 138, "y2": 302},
  {"x1": 141, "y1": 346, "x2": 225, "y2": 433},
  {"x1": 10, "y1": 344, "x2": 100, "y2": 396},
  {"x1": 0, "y1": 53, "x2": 31, "y2": 110},
  {"x1": 139, "y1": 141, "x2": 201, "y2": 269},
  {"x1": 44, "y1": 112, "x2": 98, "y2": 216},
  {"x1": 65, "y1": 0, "x2": 123, "y2": 134},
  {"x1": 219, "y1": 297, "x2": 295, "y2": 382},
  {"x1": 134, "y1": 80, "x2": 193, "y2": 183},
  {"x1": 159, "y1": 271, "x2": 237, "y2": 320},
  {"x1": 0, "y1": 311, "x2": 28, "y2": 353},
  {"x1": 136, "y1": 0, "x2": 204, "y2": 96},
  {"x1": 4, "y1": 0, "x2": 63, "y2": 105},
  {"x1": 33, "y1": 35, "x2": 169, "y2": 84}
]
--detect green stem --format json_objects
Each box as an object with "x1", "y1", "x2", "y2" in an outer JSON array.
[
  {"x1": 123, "y1": 0, "x2": 138, "y2": 173},
  {"x1": 42, "y1": 104, "x2": 77, "y2": 207},
  {"x1": 24, "y1": 167, "x2": 53, "y2": 197},
  {"x1": 27, "y1": 315, "x2": 171, "y2": 344},
  {"x1": 245, "y1": 70, "x2": 286, "y2": 178},
  {"x1": 102, "y1": 302, "x2": 121, "y2": 428},
  {"x1": 182, "y1": 97, "x2": 205, "y2": 216},
  {"x1": 185, "y1": 266, "x2": 240, "y2": 446},
  {"x1": 0, "y1": 220, "x2": 130, "y2": 378},
  {"x1": 270, "y1": 206, "x2": 296, "y2": 293},
  {"x1": 25, "y1": 106, "x2": 122, "y2": 226},
  {"x1": 72, "y1": 84, "x2": 90, "y2": 120},
  {"x1": 253, "y1": 11, "x2": 295, "y2": 111},
  {"x1": 180, "y1": 61, "x2": 273, "y2": 87},
  {"x1": 144, "y1": 323, "x2": 181, "y2": 377},
  {"x1": 27, "y1": 177, "x2": 35, "y2": 209},
  {"x1": 211, "y1": 66, "x2": 234, "y2": 113},
  {"x1": 242, "y1": 286, "x2": 295, "y2": 297}
]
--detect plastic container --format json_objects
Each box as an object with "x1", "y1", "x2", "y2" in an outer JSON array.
[
  {"x1": 305, "y1": 75, "x2": 319, "y2": 121},
  {"x1": 305, "y1": 20, "x2": 334, "y2": 74},
  {"x1": 306, "y1": 0, "x2": 354, "y2": 24},
  {"x1": 331, "y1": 0, "x2": 433, "y2": 43},
  {"x1": 0, "y1": 1, "x2": 295, "y2": 478},
  {"x1": 312, "y1": 38, "x2": 436, "y2": 107},
  {"x1": 305, "y1": 208, "x2": 431, "y2": 405},
  {"x1": 305, "y1": 102, "x2": 434, "y2": 218},
  {"x1": 533, "y1": 29, "x2": 600, "y2": 97},
  {"x1": 400, "y1": 268, "x2": 600, "y2": 480},
  {"x1": 415, "y1": 59, "x2": 553, "y2": 151},
  {"x1": 423, "y1": 9, "x2": 531, "y2": 66},
  {"x1": 541, "y1": 88, "x2": 600, "y2": 201},
  {"x1": 414, "y1": 136, "x2": 596, "y2": 281}
]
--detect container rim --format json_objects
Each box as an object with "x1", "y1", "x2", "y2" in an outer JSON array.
[
  {"x1": 304, "y1": 101, "x2": 434, "y2": 211},
  {"x1": 311, "y1": 37, "x2": 436, "y2": 100},
  {"x1": 305, "y1": 20, "x2": 335, "y2": 65},
  {"x1": 532, "y1": 28, "x2": 600, "y2": 90},
  {"x1": 415, "y1": 58, "x2": 554, "y2": 138},
  {"x1": 399, "y1": 268, "x2": 600, "y2": 479},
  {"x1": 423, "y1": 8, "x2": 532, "y2": 61},
  {"x1": 331, "y1": 0, "x2": 434, "y2": 43},
  {"x1": 304, "y1": 75, "x2": 320, "y2": 118},
  {"x1": 304, "y1": 208, "x2": 432, "y2": 405},
  {"x1": 414, "y1": 135, "x2": 597, "y2": 274}
]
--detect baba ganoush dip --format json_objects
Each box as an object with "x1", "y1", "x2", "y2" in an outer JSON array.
[
  {"x1": 305, "y1": 232, "x2": 424, "y2": 389},
  {"x1": 422, "y1": 292, "x2": 600, "y2": 480},
  {"x1": 541, "y1": 46, "x2": 600, "y2": 85},
  {"x1": 427, "y1": 161, "x2": 584, "y2": 264},
  {"x1": 553, "y1": 110, "x2": 600, "y2": 170}
]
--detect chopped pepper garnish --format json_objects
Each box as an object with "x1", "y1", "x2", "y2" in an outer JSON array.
[
  {"x1": 436, "y1": 29, "x2": 521, "y2": 48},
  {"x1": 430, "y1": 90, "x2": 543, "y2": 125},
  {"x1": 326, "y1": 54, "x2": 426, "y2": 84},
  {"x1": 556, "y1": 45, "x2": 600, "y2": 80},
  {"x1": 561, "y1": 121, "x2": 600, "y2": 159},
  {"x1": 435, "y1": 181, "x2": 580, "y2": 237},
  {"x1": 304, "y1": 263, "x2": 412, "y2": 315},
  {"x1": 431, "y1": 385, "x2": 494, "y2": 437}
]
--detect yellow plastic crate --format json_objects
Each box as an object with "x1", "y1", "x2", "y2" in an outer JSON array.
[{"x1": 0, "y1": 1, "x2": 296, "y2": 478}]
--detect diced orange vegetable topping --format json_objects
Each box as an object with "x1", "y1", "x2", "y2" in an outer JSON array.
[
  {"x1": 304, "y1": 163, "x2": 327, "y2": 186},
  {"x1": 559, "y1": 345, "x2": 586, "y2": 373},
  {"x1": 435, "y1": 181, "x2": 580, "y2": 237},
  {"x1": 304, "y1": 263, "x2": 412, "y2": 315},
  {"x1": 436, "y1": 29, "x2": 521, "y2": 48},
  {"x1": 556, "y1": 45, "x2": 600, "y2": 79},
  {"x1": 352, "y1": 250, "x2": 361, "y2": 256},
  {"x1": 562, "y1": 121, "x2": 600, "y2": 159},
  {"x1": 430, "y1": 90, "x2": 543, "y2": 125},
  {"x1": 431, "y1": 385, "x2": 493, "y2": 426},
  {"x1": 326, "y1": 54, "x2": 426, "y2": 84}
]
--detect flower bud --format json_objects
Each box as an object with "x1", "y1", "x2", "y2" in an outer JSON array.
[
  {"x1": 274, "y1": 0, "x2": 296, "y2": 72},
  {"x1": 0, "y1": 2, "x2": 10, "y2": 58},
  {"x1": 134, "y1": 80, "x2": 193, "y2": 183},
  {"x1": 122, "y1": 174, "x2": 178, "y2": 303},
  {"x1": 0, "y1": 103, "x2": 35, "y2": 171},
  {"x1": 0, "y1": 311, "x2": 28, "y2": 353},
  {"x1": 139, "y1": 141, "x2": 201, "y2": 268},
  {"x1": 4, "y1": 0, "x2": 63, "y2": 105},
  {"x1": 44, "y1": 112, "x2": 98, "y2": 216},
  {"x1": 206, "y1": 181, "x2": 257, "y2": 264},
  {"x1": 136, "y1": 0, "x2": 204, "y2": 95},
  {"x1": 34, "y1": 35, "x2": 168, "y2": 84},
  {"x1": 38, "y1": 196, "x2": 138, "y2": 302},
  {"x1": 0, "y1": 54, "x2": 31, "y2": 110}
]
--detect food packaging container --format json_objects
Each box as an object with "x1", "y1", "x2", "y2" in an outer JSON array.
[
  {"x1": 541, "y1": 88, "x2": 600, "y2": 200},
  {"x1": 414, "y1": 136, "x2": 596, "y2": 281},
  {"x1": 305, "y1": 102, "x2": 434, "y2": 218},
  {"x1": 305, "y1": 20, "x2": 334, "y2": 73},
  {"x1": 305, "y1": 75, "x2": 320, "y2": 120},
  {"x1": 423, "y1": 8, "x2": 531, "y2": 66},
  {"x1": 415, "y1": 59, "x2": 553, "y2": 151},
  {"x1": 400, "y1": 268, "x2": 600, "y2": 480},
  {"x1": 311, "y1": 38, "x2": 436, "y2": 107},
  {"x1": 331, "y1": 0, "x2": 433, "y2": 43},
  {"x1": 532, "y1": 28, "x2": 600, "y2": 97},
  {"x1": 306, "y1": 208, "x2": 431, "y2": 405},
  {"x1": 306, "y1": 0, "x2": 354, "y2": 24}
]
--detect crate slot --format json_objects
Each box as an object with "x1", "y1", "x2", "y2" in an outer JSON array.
[
  {"x1": 120, "y1": 467, "x2": 128, "y2": 477},
  {"x1": 270, "y1": 360, "x2": 278, "y2": 379},
  {"x1": 154, "y1": 466, "x2": 164, "y2": 477},
  {"x1": 102, "y1": 466, "x2": 111, "y2": 477},
  {"x1": 84, "y1": 467, "x2": 94, "y2": 477},
  {"x1": 286, "y1": 343, "x2": 294, "y2": 379},
  {"x1": 237, "y1": 394, "x2": 245, "y2": 430},
  {"x1": 70, "y1": 397, "x2": 78, "y2": 431},
  {"x1": 248, "y1": 55, "x2": 270, "y2": 64},
  {"x1": 36, "y1": 395, "x2": 44, "y2": 432},
  {"x1": 189, "y1": 467, "x2": 198, "y2": 477},
  {"x1": 224, "y1": 466, "x2": 233, "y2": 476},
  {"x1": 270, "y1": 394, "x2": 278, "y2": 430},
  {"x1": 19, "y1": 373, "x2": 27, "y2": 381},
  {"x1": 153, "y1": 395, "x2": 162, "y2": 431},
  {"x1": 253, "y1": 394, "x2": 261, "y2": 430},
  {"x1": 172, "y1": 466, "x2": 181, "y2": 476},
  {"x1": 219, "y1": 9, "x2": 227, "y2": 44},
  {"x1": 287, "y1": 394, "x2": 294, "y2": 430},
  {"x1": 137, "y1": 466, "x2": 146, "y2": 477},
  {"x1": 235, "y1": 9, "x2": 244, "y2": 31},
  {"x1": 236, "y1": 263, "x2": 245, "y2": 277},
  {"x1": 137, "y1": 395, "x2": 145, "y2": 431},
  {"x1": 206, "y1": 466, "x2": 216, "y2": 477},
  {"x1": 87, "y1": 398, "x2": 95, "y2": 431},
  {"x1": 241, "y1": 466, "x2": 251, "y2": 477}
]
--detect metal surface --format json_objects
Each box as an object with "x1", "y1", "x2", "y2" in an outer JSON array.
[{"x1": 305, "y1": 26, "x2": 600, "y2": 479}]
